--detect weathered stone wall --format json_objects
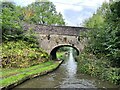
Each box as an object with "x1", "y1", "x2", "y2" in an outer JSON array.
[
  {"x1": 36, "y1": 34, "x2": 87, "y2": 59},
  {"x1": 23, "y1": 23, "x2": 88, "y2": 36}
]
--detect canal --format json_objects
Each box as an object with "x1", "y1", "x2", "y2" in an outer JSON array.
[{"x1": 14, "y1": 49, "x2": 117, "y2": 89}]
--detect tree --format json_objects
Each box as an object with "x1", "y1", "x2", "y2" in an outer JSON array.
[
  {"x1": 22, "y1": 1, "x2": 65, "y2": 25},
  {"x1": 1, "y1": 2, "x2": 24, "y2": 41}
]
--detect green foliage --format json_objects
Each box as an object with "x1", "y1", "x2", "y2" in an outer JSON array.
[
  {"x1": 1, "y1": 2, "x2": 24, "y2": 41},
  {"x1": 22, "y1": 1, "x2": 65, "y2": 25},
  {"x1": 83, "y1": 1, "x2": 120, "y2": 67},
  {"x1": 1, "y1": 41, "x2": 49, "y2": 68},
  {"x1": 80, "y1": 1, "x2": 120, "y2": 83},
  {"x1": 76, "y1": 52, "x2": 120, "y2": 85}
]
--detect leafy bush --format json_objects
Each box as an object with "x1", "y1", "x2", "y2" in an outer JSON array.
[{"x1": 1, "y1": 41, "x2": 49, "y2": 68}]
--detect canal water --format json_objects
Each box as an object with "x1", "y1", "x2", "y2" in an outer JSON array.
[{"x1": 14, "y1": 49, "x2": 117, "y2": 89}]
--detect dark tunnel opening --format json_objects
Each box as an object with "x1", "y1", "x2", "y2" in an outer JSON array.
[{"x1": 50, "y1": 45, "x2": 79, "y2": 60}]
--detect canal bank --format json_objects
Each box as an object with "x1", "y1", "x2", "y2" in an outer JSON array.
[
  {"x1": 1, "y1": 60, "x2": 63, "y2": 90},
  {"x1": 13, "y1": 49, "x2": 118, "y2": 89}
]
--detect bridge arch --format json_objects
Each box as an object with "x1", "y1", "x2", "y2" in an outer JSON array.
[{"x1": 50, "y1": 45, "x2": 79, "y2": 60}]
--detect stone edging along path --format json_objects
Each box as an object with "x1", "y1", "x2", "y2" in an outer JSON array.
[{"x1": 1, "y1": 60, "x2": 63, "y2": 90}]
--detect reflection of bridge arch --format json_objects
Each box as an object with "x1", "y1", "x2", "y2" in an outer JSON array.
[{"x1": 50, "y1": 45, "x2": 79, "y2": 60}]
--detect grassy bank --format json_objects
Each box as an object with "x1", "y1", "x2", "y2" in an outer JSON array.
[
  {"x1": 76, "y1": 52, "x2": 120, "y2": 85},
  {"x1": 0, "y1": 40, "x2": 64, "y2": 89},
  {"x1": 0, "y1": 60, "x2": 62, "y2": 88}
]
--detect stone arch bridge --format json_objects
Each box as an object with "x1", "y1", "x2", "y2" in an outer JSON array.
[{"x1": 23, "y1": 24, "x2": 89, "y2": 59}]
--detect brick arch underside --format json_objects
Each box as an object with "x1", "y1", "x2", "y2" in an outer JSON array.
[{"x1": 50, "y1": 45, "x2": 79, "y2": 60}]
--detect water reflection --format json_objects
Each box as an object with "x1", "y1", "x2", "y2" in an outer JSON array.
[
  {"x1": 65, "y1": 48, "x2": 77, "y2": 77},
  {"x1": 60, "y1": 49, "x2": 96, "y2": 88}
]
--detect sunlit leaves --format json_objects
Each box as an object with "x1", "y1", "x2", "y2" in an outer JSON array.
[{"x1": 1, "y1": 41, "x2": 49, "y2": 68}]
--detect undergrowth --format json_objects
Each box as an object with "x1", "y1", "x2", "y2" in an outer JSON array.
[
  {"x1": 76, "y1": 52, "x2": 120, "y2": 85},
  {"x1": 1, "y1": 40, "x2": 49, "y2": 68}
]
